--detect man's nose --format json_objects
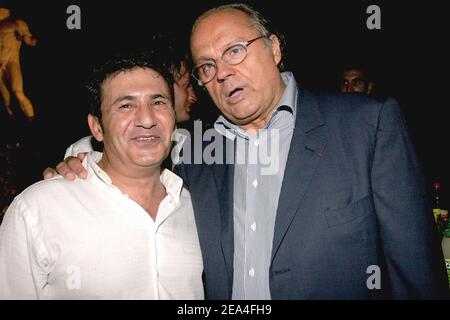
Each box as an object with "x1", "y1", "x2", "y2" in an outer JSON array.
[
  {"x1": 187, "y1": 86, "x2": 198, "y2": 104},
  {"x1": 215, "y1": 60, "x2": 234, "y2": 82},
  {"x1": 135, "y1": 104, "x2": 156, "y2": 128},
  {"x1": 341, "y1": 84, "x2": 354, "y2": 93}
]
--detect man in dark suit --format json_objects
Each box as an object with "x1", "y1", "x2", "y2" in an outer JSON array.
[
  {"x1": 182, "y1": 3, "x2": 447, "y2": 299},
  {"x1": 44, "y1": 3, "x2": 448, "y2": 299}
]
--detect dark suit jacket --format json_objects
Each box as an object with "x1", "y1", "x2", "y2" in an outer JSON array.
[{"x1": 175, "y1": 87, "x2": 449, "y2": 299}]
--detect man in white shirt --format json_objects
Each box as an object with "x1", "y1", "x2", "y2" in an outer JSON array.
[{"x1": 0, "y1": 51, "x2": 204, "y2": 299}]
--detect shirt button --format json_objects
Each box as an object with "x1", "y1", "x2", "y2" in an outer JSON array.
[
  {"x1": 254, "y1": 139, "x2": 259, "y2": 147},
  {"x1": 249, "y1": 268, "x2": 255, "y2": 278},
  {"x1": 252, "y1": 179, "x2": 258, "y2": 188},
  {"x1": 251, "y1": 222, "x2": 256, "y2": 231}
]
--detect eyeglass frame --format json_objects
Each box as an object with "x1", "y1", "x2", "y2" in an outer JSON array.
[{"x1": 191, "y1": 35, "x2": 266, "y2": 86}]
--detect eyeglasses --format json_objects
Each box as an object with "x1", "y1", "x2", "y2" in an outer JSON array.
[{"x1": 192, "y1": 36, "x2": 266, "y2": 86}]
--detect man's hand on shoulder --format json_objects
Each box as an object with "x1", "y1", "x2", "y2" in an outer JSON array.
[{"x1": 42, "y1": 153, "x2": 88, "y2": 181}]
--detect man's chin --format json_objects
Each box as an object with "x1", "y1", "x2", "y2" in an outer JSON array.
[
  {"x1": 133, "y1": 159, "x2": 164, "y2": 169},
  {"x1": 228, "y1": 112, "x2": 259, "y2": 127},
  {"x1": 131, "y1": 152, "x2": 165, "y2": 168}
]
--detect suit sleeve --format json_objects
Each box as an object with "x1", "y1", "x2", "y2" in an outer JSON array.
[
  {"x1": 172, "y1": 129, "x2": 190, "y2": 188},
  {"x1": 173, "y1": 163, "x2": 188, "y2": 189},
  {"x1": 371, "y1": 98, "x2": 449, "y2": 298}
]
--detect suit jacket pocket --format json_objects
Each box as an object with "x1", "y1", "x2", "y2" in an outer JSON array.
[{"x1": 324, "y1": 194, "x2": 375, "y2": 228}]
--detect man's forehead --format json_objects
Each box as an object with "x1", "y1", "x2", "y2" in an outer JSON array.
[
  {"x1": 191, "y1": 10, "x2": 255, "y2": 59},
  {"x1": 101, "y1": 68, "x2": 169, "y2": 99},
  {"x1": 193, "y1": 10, "x2": 253, "y2": 41},
  {"x1": 104, "y1": 68, "x2": 164, "y2": 87},
  {"x1": 343, "y1": 69, "x2": 366, "y2": 79}
]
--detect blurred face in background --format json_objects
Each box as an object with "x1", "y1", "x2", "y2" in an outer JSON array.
[
  {"x1": 340, "y1": 68, "x2": 373, "y2": 94},
  {"x1": 172, "y1": 62, "x2": 198, "y2": 123}
]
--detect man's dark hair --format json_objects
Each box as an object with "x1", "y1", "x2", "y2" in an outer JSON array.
[
  {"x1": 86, "y1": 50, "x2": 175, "y2": 121},
  {"x1": 341, "y1": 62, "x2": 373, "y2": 82},
  {"x1": 151, "y1": 33, "x2": 191, "y2": 80}
]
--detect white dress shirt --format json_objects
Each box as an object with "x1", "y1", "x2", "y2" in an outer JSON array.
[{"x1": 0, "y1": 152, "x2": 204, "y2": 300}]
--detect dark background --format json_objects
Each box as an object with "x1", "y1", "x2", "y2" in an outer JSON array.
[{"x1": 1, "y1": 0, "x2": 448, "y2": 208}]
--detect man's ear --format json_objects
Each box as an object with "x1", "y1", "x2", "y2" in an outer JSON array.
[
  {"x1": 268, "y1": 34, "x2": 282, "y2": 66},
  {"x1": 367, "y1": 82, "x2": 374, "y2": 94},
  {"x1": 87, "y1": 113, "x2": 104, "y2": 142}
]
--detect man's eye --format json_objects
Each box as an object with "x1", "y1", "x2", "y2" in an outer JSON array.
[
  {"x1": 154, "y1": 100, "x2": 167, "y2": 106},
  {"x1": 201, "y1": 63, "x2": 214, "y2": 73},
  {"x1": 119, "y1": 104, "x2": 132, "y2": 109},
  {"x1": 229, "y1": 46, "x2": 244, "y2": 56}
]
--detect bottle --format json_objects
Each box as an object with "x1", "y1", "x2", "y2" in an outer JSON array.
[
  {"x1": 442, "y1": 226, "x2": 450, "y2": 288},
  {"x1": 432, "y1": 182, "x2": 441, "y2": 222},
  {"x1": 441, "y1": 209, "x2": 449, "y2": 226}
]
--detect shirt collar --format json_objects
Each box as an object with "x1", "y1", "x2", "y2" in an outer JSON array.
[
  {"x1": 276, "y1": 71, "x2": 297, "y2": 118},
  {"x1": 159, "y1": 169, "x2": 183, "y2": 205},
  {"x1": 85, "y1": 152, "x2": 184, "y2": 205},
  {"x1": 214, "y1": 71, "x2": 298, "y2": 140},
  {"x1": 86, "y1": 151, "x2": 111, "y2": 185}
]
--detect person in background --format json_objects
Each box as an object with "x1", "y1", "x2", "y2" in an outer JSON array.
[
  {"x1": 152, "y1": 33, "x2": 199, "y2": 124},
  {"x1": 339, "y1": 63, "x2": 374, "y2": 95}
]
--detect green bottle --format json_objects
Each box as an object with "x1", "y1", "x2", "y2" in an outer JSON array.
[{"x1": 442, "y1": 226, "x2": 450, "y2": 288}]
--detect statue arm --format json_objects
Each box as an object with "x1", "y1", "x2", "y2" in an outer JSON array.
[{"x1": 16, "y1": 19, "x2": 37, "y2": 46}]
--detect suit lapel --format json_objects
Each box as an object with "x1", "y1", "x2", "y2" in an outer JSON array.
[
  {"x1": 211, "y1": 138, "x2": 235, "y2": 291},
  {"x1": 272, "y1": 88, "x2": 328, "y2": 260}
]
